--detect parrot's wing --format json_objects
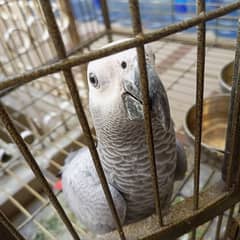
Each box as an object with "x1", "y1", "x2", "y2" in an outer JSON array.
[
  {"x1": 152, "y1": 72, "x2": 187, "y2": 180},
  {"x1": 158, "y1": 80, "x2": 171, "y2": 131},
  {"x1": 150, "y1": 69, "x2": 171, "y2": 131},
  {"x1": 175, "y1": 139, "x2": 187, "y2": 180},
  {"x1": 55, "y1": 148, "x2": 88, "y2": 183},
  {"x1": 62, "y1": 147, "x2": 127, "y2": 234},
  {"x1": 64, "y1": 149, "x2": 80, "y2": 164}
]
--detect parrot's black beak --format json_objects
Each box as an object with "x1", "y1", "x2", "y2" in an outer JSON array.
[
  {"x1": 122, "y1": 62, "x2": 171, "y2": 131},
  {"x1": 122, "y1": 65, "x2": 154, "y2": 121},
  {"x1": 122, "y1": 90, "x2": 144, "y2": 120}
]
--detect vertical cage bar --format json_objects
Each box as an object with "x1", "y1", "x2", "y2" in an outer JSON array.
[
  {"x1": 222, "y1": 21, "x2": 240, "y2": 188},
  {"x1": 192, "y1": 1, "x2": 206, "y2": 239},
  {"x1": 129, "y1": 0, "x2": 164, "y2": 226},
  {"x1": 193, "y1": 0, "x2": 206, "y2": 209},
  {"x1": 100, "y1": 0, "x2": 112, "y2": 42},
  {"x1": 0, "y1": 209, "x2": 26, "y2": 240},
  {"x1": 58, "y1": 0, "x2": 88, "y2": 93},
  {"x1": 38, "y1": 1, "x2": 125, "y2": 239},
  {"x1": 0, "y1": 102, "x2": 80, "y2": 240}
]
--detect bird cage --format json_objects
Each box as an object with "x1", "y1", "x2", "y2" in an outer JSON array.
[{"x1": 0, "y1": 0, "x2": 240, "y2": 240}]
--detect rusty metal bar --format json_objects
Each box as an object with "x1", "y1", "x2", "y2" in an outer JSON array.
[
  {"x1": 222, "y1": 22, "x2": 240, "y2": 188},
  {"x1": 0, "y1": 209, "x2": 26, "y2": 240},
  {"x1": 0, "y1": 162, "x2": 47, "y2": 203},
  {"x1": 191, "y1": 2, "x2": 206, "y2": 238},
  {"x1": 38, "y1": 1, "x2": 126, "y2": 239},
  {"x1": 129, "y1": 0, "x2": 164, "y2": 226},
  {"x1": 193, "y1": 0, "x2": 206, "y2": 210},
  {"x1": 0, "y1": 28, "x2": 106, "y2": 97},
  {"x1": 0, "y1": 102, "x2": 80, "y2": 240},
  {"x1": 17, "y1": 202, "x2": 53, "y2": 231},
  {"x1": 139, "y1": 188, "x2": 236, "y2": 240},
  {"x1": 99, "y1": 0, "x2": 112, "y2": 42},
  {"x1": 0, "y1": 151, "x2": 82, "y2": 234},
  {"x1": 192, "y1": 170, "x2": 216, "y2": 239},
  {"x1": 112, "y1": 25, "x2": 229, "y2": 48},
  {"x1": 67, "y1": 28, "x2": 106, "y2": 55},
  {"x1": 14, "y1": 188, "x2": 85, "y2": 236},
  {"x1": 0, "y1": 1, "x2": 239, "y2": 93},
  {"x1": 1, "y1": 187, "x2": 56, "y2": 240}
]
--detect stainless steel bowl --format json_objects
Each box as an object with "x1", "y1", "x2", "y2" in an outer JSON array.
[
  {"x1": 184, "y1": 95, "x2": 230, "y2": 169},
  {"x1": 220, "y1": 61, "x2": 233, "y2": 93}
]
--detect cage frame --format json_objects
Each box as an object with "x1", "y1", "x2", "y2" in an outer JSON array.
[{"x1": 0, "y1": 0, "x2": 240, "y2": 240}]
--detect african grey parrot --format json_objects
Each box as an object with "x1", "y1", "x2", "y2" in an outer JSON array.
[{"x1": 62, "y1": 40, "x2": 187, "y2": 234}]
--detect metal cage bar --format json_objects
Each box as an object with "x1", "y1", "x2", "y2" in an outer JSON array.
[
  {"x1": 0, "y1": 209, "x2": 26, "y2": 240},
  {"x1": 222, "y1": 21, "x2": 240, "y2": 188},
  {"x1": 191, "y1": 0, "x2": 206, "y2": 238},
  {"x1": 0, "y1": 102, "x2": 80, "y2": 240},
  {"x1": 1, "y1": 187, "x2": 57, "y2": 240},
  {"x1": 0, "y1": 2, "x2": 239, "y2": 93},
  {"x1": 38, "y1": 1, "x2": 126, "y2": 239},
  {"x1": 129, "y1": 0, "x2": 164, "y2": 226},
  {"x1": 0, "y1": 1, "x2": 240, "y2": 240},
  {"x1": 193, "y1": 0, "x2": 206, "y2": 211}
]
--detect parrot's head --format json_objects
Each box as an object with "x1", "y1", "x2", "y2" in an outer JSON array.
[{"x1": 87, "y1": 39, "x2": 170, "y2": 130}]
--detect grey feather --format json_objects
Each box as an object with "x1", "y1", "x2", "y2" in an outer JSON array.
[
  {"x1": 62, "y1": 41, "x2": 187, "y2": 234},
  {"x1": 62, "y1": 147, "x2": 126, "y2": 234},
  {"x1": 64, "y1": 150, "x2": 79, "y2": 165}
]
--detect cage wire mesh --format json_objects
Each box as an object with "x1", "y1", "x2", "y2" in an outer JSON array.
[{"x1": 0, "y1": 0, "x2": 240, "y2": 240}]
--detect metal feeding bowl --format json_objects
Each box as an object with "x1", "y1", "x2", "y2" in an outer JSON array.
[
  {"x1": 220, "y1": 61, "x2": 233, "y2": 93},
  {"x1": 184, "y1": 95, "x2": 230, "y2": 169}
]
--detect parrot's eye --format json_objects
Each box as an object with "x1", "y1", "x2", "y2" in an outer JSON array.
[
  {"x1": 89, "y1": 73, "x2": 99, "y2": 88},
  {"x1": 121, "y1": 61, "x2": 127, "y2": 69}
]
